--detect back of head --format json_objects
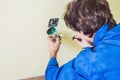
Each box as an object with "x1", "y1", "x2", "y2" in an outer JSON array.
[{"x1": 64, "y1": 0, "x2": 116, "y2": 37}]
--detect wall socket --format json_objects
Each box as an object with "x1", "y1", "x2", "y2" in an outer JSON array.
[{"x1": 48, "y1": 18, "x2": 59, "y2": 28}]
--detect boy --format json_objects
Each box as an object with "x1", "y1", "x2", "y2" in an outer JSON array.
[{"x1": 46, "y1": 0, "x2": 120, "y2": 80}]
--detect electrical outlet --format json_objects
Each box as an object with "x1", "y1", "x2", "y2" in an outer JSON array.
[{"x1": 48, "y1": 18, "x2": 59, "y2": 28}]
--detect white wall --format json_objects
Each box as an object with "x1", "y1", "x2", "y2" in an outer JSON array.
[
  {"x1": 0, "y1": 0, "x2": 70, "y2": 80},
  {"x1": 0, "y1": 0, "x2": 120, "y2": 80}
]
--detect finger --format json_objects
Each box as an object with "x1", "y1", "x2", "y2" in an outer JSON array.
[
  {"x1": 72, "y1": 36, "x2": 82, "y2": 42},
  {"x1": 48, "y1": 37, "x2": 55, "y2": 44},
  {"x1": 49, "y1": 35, "x2": 56, "y2": 38},
  {"x1": 56, "y1": 37, "x2": 61, "y2": 44},
  {"x1": 74, "y1": 38, "x2": 81, "y2": 43},
  {"x1": 75, "y1": 38, "x2": 82, "y2": 42},
  {"x1": 52, "y1": 38, "x2": 56, "y2": 42},
  {"x1": 48, "y1": 36, "x2": 53, "y2": 41},
  {"x1": 48, "y1": 35, "x2": 56, "y2": 40}
]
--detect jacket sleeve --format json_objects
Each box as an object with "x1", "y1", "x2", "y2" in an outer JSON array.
[
  {"x1": 45, "y1": 57, "x2": 76, "y2": 80},
  {"x1": 45, "y1": 57, "x2": 59, "y2": 80},
  {"x1": 45, "y1": 47, "x2": 97, "y2": 80}
]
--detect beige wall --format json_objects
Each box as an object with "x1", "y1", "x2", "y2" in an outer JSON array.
[
  {"x1": 108, "y1": 0, "x2": 120, "y2": 23},
  {"x1": 0, "y1": 0, "x2": 68, "y2": 80},
  {"x1": 0, "y1": 0, "x2": 120, "y2": 80}
]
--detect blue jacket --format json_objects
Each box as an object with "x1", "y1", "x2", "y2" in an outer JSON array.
[{"x1": 45, "y1": 24, "x2": 120, "y2": 80}]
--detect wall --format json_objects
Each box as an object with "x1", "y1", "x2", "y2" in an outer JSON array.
[
  {"x1": 0, "y1": 0, "x2": 120, "y2": 80},
  {"x1": 0, "y1": 0, "x2": 68, "y2": 80},
  {"x1": 108, "y1": 0, "x2": 120, "y2": 23}
]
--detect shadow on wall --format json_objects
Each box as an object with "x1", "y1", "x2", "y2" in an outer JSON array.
[{"x1": 22, "y1": 75, "x2": 45, "y2": 80}]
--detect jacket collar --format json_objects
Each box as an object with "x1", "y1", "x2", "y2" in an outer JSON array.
[{"x1": 93, "y1": 24, "x2": 108, "y2": 46}]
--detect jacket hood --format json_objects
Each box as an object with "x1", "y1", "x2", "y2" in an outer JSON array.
[{"x1": 93, "y1": 23, "x2": 120, "y2": 46}]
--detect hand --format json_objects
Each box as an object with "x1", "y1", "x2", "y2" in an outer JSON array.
[
  {"x1": 73, "y1": 35, "x2": 93, "y2": 48},
  {"x1": 48, "y1": 35, "x2": 61, "y2": 58}
]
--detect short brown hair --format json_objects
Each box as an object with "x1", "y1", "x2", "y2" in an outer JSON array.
[{"x1": 64, "y1": 0, "x2": 116, "y2": 37}]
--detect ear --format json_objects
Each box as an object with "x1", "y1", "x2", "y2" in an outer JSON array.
[{"x1": 80, "y1": 31, "x2": 84, "y2": 35}]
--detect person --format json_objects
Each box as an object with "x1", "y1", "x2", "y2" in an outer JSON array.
[{"x1": 45, "y1": 0, "x2": 120, "y2": 80}]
